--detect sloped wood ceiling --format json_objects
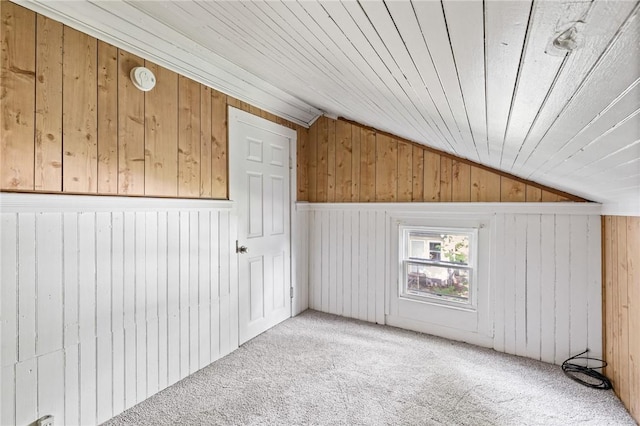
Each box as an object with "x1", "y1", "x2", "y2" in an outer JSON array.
[{"x1": 15, "y1": 0, "x2": 640, "y2": 211}]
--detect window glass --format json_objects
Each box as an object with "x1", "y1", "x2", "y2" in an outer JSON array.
[{"x1": 402, "y1": 228, "x2": 475, "y2": 306}]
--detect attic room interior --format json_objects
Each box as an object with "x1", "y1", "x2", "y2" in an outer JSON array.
[{"x1": 0, "y1": 0, "x2": 638, "y2": 425}]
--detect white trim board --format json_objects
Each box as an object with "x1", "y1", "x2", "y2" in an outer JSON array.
[
  {"x1": 297, "y1": 202, "x2": 602, "y2": 216},
  {"x1": 0, "y1": 192, "x2": 233, "y2": 213}
]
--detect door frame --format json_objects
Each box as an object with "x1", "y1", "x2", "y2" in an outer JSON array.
[{"x1": 227, "y1": 106, "x2": 298, "y2": 324}]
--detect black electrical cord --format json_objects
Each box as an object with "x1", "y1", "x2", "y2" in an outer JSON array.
[{"x1": 562, "y1": 349, "x2": 612, "y2": 390}]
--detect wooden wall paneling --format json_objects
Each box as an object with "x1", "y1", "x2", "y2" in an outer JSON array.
[
  {"x1": 525, "y1": 215, "x2": 542, "y2": 360},
  {"x1": 297, "y1": 127, "x2": 309, "y2": 201},
  {"x1": 1, "y1": 213, "x2": 18, "y2": 369},
  {"x1": 397, "y1": 141, "x2": 413, "y2": 202},
  {"x1": 96, "y1": 41, "x2": 118, "y2": 194},
  {"x1": 328, "y1": 210, "x2": 338, "y2": 314},
  {"x1": 554, "y1": 215, "x2": 571, "y2": 364},
  {"x1": 335, "y1": 120, "x2": 352, "y2": 202},
  {"x1": 526, "y1": 185, "x2": 543, "y2": 202},
  {"x1": 211, "y1": 89, "x2": 227, "y2": 199},
  {"x1": 342, "y1": 210, "x2": 352, "y2": 317},
  {"x1": 350, "y1": 125, "x2": 361, "y2": 202},
  {"x1": 411, "y1": 146, "x2": 424, "y2": 201},
  {"x1": 178, "y1": 76, "x2": 201, "y2": 197},
  {"x1": 627, "y1": 217, "x2": 640, "y2": 419},
  {"x1": 35, "y1": 15, "x2": 63, "y2": 191},
  {"x1": 200, "y1": 86, "x2": 212, "y2": 197},
  {"x1": 439, "y1": 156, "x2": 452, "y2": 202},
  {"x1": 375, "y1": 134, "x2": 397, "y2": 201},
  {"x1": 63, "y1": 27, "x2": 98, "y2": 193},
  {"x1": 326, "y1": 118, "x2": 336, "y2": 202},
  {"x1": 541, "y1": 190, "x2": 561, "y2": 202},
  {"x1": 451, "y1": 160, "x2": 471, "y2": 202},
  {"x1": 18, "y1": 213, "x2": 36, "y2": 361},
  {"x1": 501, "y1": 176, "x2": 526, "y2": 202},
  {"x1": 117, "y1": 51, "x2": 145, "y2": 195},
  {"x1": 539, "y1": 215, "x2": 556, "y2": 363},
  {"x1": 144, "y1": 62, "x2": 178, "y2": 197},
  {"x1": 316, "y1": 117, "x2": 329, "y2": 202},
  {"x1": 423, "y1": 151, "x2": 441, "y2": 201},
  {"x1": 616, "y1": 216, "x2": 630, "y2": 405},
  {"x1": 1, "y1": 2, "x2": 36, "y2": 190},
  {"x1": 360, "y1": 128, "x2": 376, "y2": 202},
  {"x1": 307, "y1": 122, "x2": 317, "y2": 202},
  {"x1": 471, "y1": 166, "x2": 501, "y2": 202},
  {"x1": 569, "y1": 215, "x2": 589, "y2": 358}
]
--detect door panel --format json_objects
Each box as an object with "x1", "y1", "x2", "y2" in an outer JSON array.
[{"x1": 230, "y1": 108, "x2": 293, "y2": 345}]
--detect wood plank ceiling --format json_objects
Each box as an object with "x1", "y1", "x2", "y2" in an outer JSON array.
[{"x1": 18, "y1": 0, "x2": 640, "y2": 211}]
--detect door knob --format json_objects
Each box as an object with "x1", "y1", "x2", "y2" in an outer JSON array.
[{"x1": 236, "y1": 240, "x2": 249, "y2": 254}]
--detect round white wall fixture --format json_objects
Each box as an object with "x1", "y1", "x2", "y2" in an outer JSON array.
[{"x1": 130, "y1": 66, "x2": 156, "y2": 91}]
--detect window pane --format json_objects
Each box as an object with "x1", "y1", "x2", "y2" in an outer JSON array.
[
  {"x1": 408, "y1": 231, "x2": 469, "y2": 265},
  {"x1": 406, "y1": 263, "x2": 469, "y2": 302}
]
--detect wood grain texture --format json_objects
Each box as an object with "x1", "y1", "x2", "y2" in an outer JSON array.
[
  {"x1": 439, "y1": 157, "x2": 452, "y2": 202},
  {"x1": 603, "y1": 216, "x2": 640, "y2": 424},
  {"x1": 501, "y1": 177, "x2": 526, "y2": 202},
  {"x1": 35, "y1": 15, "x2": 62, "y2": 191},
  {"x1": 144, "y1": 62, "x2": 178, "y2": 197},
  {"x1": 97, "y1": 41, "x2": 118, "y2": 194},
  {"x1": 327, "y1": 118, "x2": 336, "y2": 202},
  {"x1": 451, "y1": 160, "x2": 471, "y2": 202},
  {"x1": 200, "y1": 85, "x2": 212, "y2": 197},
  {"x1": 178, "y1": 76, "x2": 201, "y2": 197},
  {"x1": 471, "y1": 166, "x2": 500, "y2": 202},
  {"x1": 211, "y1": 89, "x2": 227, "y2": 199},
  {"x1": 375, "y1": 134, "x2": 397, "y2": 202},
  {"x1": 350, "y1": 125, "x2": 361, "y2": 202},
  {"x1": 1, "y1": 2, "x2": 36, "y2": 190},
  {"x1": 335, "y1": 120, "x2": 352, "y2": 202},
  {"x1": 63, "y1": 27, "x2": 97, "y2": 193},
  {"x1": 117, "y1": 50, "x2": 145, "y2": 195},
  {"x1": 411, "y1": 146, "x2": 423, "y2": 201},
  {"x1": 397, "y1": 141, "x2": 412, "y2": 202},
  {"x1": 423, "y1": 151, "x2": 441, "y2": 202},
  {"x1": 360, "y1": 128, "x2": 376, "y2": 202},
  {"x1": 316, "y1": 117, "x2": 328, "y2": 202},
  {"x1": 305, "y1": 117, "x2": 583, "y2": 204},
  {"x1": 297, "y1": 126, "x2": 308, "y2": 201}
]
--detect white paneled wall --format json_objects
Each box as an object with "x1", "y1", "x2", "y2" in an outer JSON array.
[
  {"x1": 302, "y1": 203, "x2": 602, "y2": 365},
  {"x1": 292, "y1": 208, "x2": 310, "y2": 316},
  {"x1": 0, "y1": 194, "x2": 238, "y2": 426}
]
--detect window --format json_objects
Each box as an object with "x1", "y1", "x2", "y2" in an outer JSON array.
[{"x1": 400, "y1": 226, "x2": 477, "y2": 308}]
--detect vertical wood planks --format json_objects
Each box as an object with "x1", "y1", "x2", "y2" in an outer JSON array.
[
  {"x1": 375, "y1": 134, "x2": 397, "y2": 201},
  {"x1": 626, "y1": 217, "x2": 640, "y2": 419},
  {"x1": 200, "y1": 86, "x2": 213, "y2": 198},
  {"x1": 335, "y1": 120, "x2": 352, "y2": 202},
  {"x1": 471, "y1": 166, "x2": 501, "y2": 202},
  {"x1": 397, "y1": 141, "x2": 413, "y2": 202},
  {"x1": 63, "y1": 27, "x2": 97, "y2": 193},
  {"x1": 360, "y1": 128, "x2": 376, "y2": 202},
  {"x1": 423, "y1": 151, "x2": 441, "y2": 201},
  {"x1": 97, "y1": 41, "x2": 118, "y2": 194},
  {"x1": 35, "y1": 15, "x2": 62, "y2": 191},
  {"x1": 411, "y1": 146, "x2": 424, "y2": 201},
  {"x1": 326, "y1": 118, "x2": 336, "y2": 202},
  {"x1": 350, "y1": 125, "x2": 361, "y2": 202},
  {"x1": 211, "y1": 89, "x2": 227, "y2": 199},
  {"x1": 144, "y1": 63, "x2": 178, "y2": 197},
  {"x1": 501, "y1": 177, "x2": 526, "y2": 202},
  {"x1": 178, "y1": 76, "x2": 201, "y2": 197},
  {"x1": 451, "y1": 160, "x2": 471, "y2": 202},
  {"x1": 307, "y1": 121, "x2": 318, "y2": 202},
  {"x1": 1, "y1": 2, "x2": 36, "y2": 190},
  {"x1": 439, "y1": 156, "x2": 452, "y2": 202},
  {"x1": 118, "y1": 51, "x2": 145, "y2": 195},
  {"x1": 297, "y1": 127, "x2": 309, "y2": 201},
  {"x1": 316, "y1": 117, "x2": 329, "y2": 202}
]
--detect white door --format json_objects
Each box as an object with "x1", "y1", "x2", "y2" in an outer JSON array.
[{"x1": 229, "y1": 107, "x2": 295, "y2": 345}]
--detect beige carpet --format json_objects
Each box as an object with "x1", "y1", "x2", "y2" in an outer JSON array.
[{"x1": 104, "y1": 310, "x2": 635, "y2": 425}]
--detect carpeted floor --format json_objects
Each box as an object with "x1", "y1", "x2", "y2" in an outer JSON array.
[{"x1": 104, "y1": 310, "x2": 635, "y2": 426}]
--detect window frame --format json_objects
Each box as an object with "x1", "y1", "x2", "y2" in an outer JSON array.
[{"x1": 399, "y1": 225, "x2": 479, "y2": 310}]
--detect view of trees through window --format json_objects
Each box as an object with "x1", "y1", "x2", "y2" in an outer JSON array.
[{"x1": 406, "y1": 231, "x2": 471, "y2": 303}]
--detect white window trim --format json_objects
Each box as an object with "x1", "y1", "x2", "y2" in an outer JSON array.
[{"x1": 387, "y1": 213, "x2": 494, "y2": 348}]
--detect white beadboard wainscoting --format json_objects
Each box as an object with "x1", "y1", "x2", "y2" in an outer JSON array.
[
  {"x1": 0, "y1": 193, "x2": 239, "y2": 426},
  {"x1": 299, "y1": 202, "x2": 603, "y2": 366}
]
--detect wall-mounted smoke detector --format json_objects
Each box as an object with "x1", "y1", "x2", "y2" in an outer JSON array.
[{"x1": 130, "y1": 66, "x2": 156, "y2": 91}]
